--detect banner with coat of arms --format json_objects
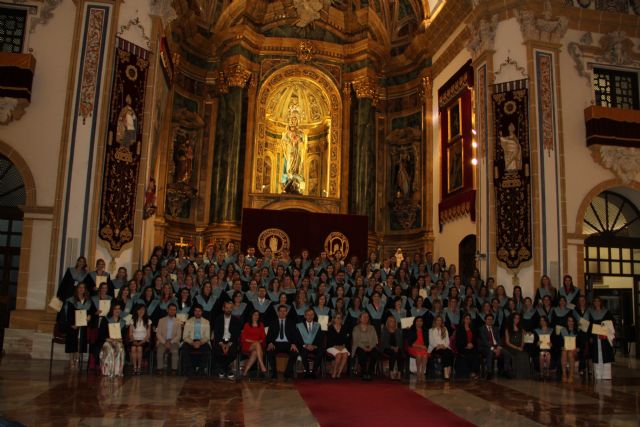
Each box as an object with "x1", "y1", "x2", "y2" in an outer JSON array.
[
  {"x1": 99, "y1": 38, "x2": 150, "y2": 252},
  {"x1": 492, "y1": 79, "x2": 532, "y2": 270}
]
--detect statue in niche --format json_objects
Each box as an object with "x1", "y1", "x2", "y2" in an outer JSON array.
[
  {"x1": 280, "y1": 113, "x2": 307, "y2": 194},
  {"x1": 308, "y1": 94, "x2": 321, "y2": 121},
  {"x1": 174, "y1": 133, "x2": 194, "y2": 183},
  {"x1": 500, "y1": 123, "x2": 522, "y2": 171},
  {"x1": 116, "y1": 95, "x2": 138, "y2": 148},
  {"x1": 395, "y1": 153, "x2": 412, "y2": 199}
]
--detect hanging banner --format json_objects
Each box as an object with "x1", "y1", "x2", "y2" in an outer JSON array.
[
  {"x1": 99, "y1": 38, "x2": 150, "y2": 252},
  {"x1": 492, "y1": 79, "x2": 532, "y2": 269}
]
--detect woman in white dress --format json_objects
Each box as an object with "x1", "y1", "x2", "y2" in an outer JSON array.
[{"x1": 128, "y1": 304, "x2": 151, "y2": 375}]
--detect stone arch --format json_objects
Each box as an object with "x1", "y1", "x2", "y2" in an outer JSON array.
[{"x1": 0, "y1": 140, "x2": 37, "y2": 207}]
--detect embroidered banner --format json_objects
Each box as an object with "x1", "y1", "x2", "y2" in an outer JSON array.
[
  {"x1": 99, "y1": 38, "x2": 150, "y2": 252},
  {"x1": 492, "y1": 79, "x2": 532, "y2": 269}
]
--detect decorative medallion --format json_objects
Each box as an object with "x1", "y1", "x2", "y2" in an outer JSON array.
[
  {"x1": 258, "y1": 228, "x2": 291, "y2": 256},
  {"x1": 297, "y1": 40, "x2": 315, "y2": 63},
  {"x1": 324, "y1": 231, "x2": 349, "y2": 258}
]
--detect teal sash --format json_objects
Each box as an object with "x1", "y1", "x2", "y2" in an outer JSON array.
[
  {"x1": 411, "y1": 307, "x2": 427, "y2": 317},
  {"x1": 553, "y1": 307, "x2": 570, "y2": 318},
  {"x1": 444, "y1": 308, "x2": 460, "y2": 325},
  {"x1": 348, "y1": 308, "x2": 361, "y2": 318},
  {"x1": 522, "y1": 308, "x2": 536, "y2": 320},
  {"x1": 367, "y1": 303, "x2": 384, "y2": 320},
  {"x1": 196, "y1": 294, "x2": 216, "y2": 312},
  {"x1": 588, "y1": 308, "x2": 608, "y2": 322},
  {"x1": 297, "y1": 322, "x2": 320, "y2": 345},
  {"x1": 252, "y1": 299, "x2": 271, "y2": 314},
  {"x1": 314, "y1": 306, "x2": 330, "y2": 317},
  {"x1": 295, "y1": 304, "x2": 308, "y2": 316},
  {"x1": 232, "y1": 302, "x2": 247, "y2": 316},
  {"x1": 560, "y1": 286, "x2": 579, "y2": 303}
]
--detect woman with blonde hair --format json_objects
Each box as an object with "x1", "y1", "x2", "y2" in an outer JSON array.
[{"x1": 428, "y1": 315, "x2": 454, "y2": 380}]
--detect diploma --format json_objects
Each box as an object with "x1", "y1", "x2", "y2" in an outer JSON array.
[
  {"x1": 318, "y1": 315, "x2": 329, "y2": 331},
  {"x1": 564, "y1": 336, "x2": 576, "y2": 351},
  {"x1": 75, "y1": 309, "x2": 88, "y2": 327},
  {"x1": 591, "y1": 323, "x2": 608, "y2": 336},
  {"x1": 400, "y1": 317, "x2": 415, "y2": 329},
  {"x1": 114, "y1": 288, "x2": 121, "y2": 298},
  {"x1": 170, "y1": 274, "x2": 177, "y2": 282},
  {"x1": 578, "y1": 318, "x2": 590, "y2": 333},
  {"x1": 566, "y1": 303, "x2": 576, "y2": 310},
  {"x1": 176, "y1": 313, "x2": 188, "y2": 324},
  {"x1": 264, "y1": 326, "x2": 269, "y2": 335},
  {"x1": 48, "y1": 297, "x2": 63, "y2": 313},
  {"x1": 418, "y1": 289, "x2": 428, "y2": 298},
  {"x1": 524, "y1": 333, "x2": 535, "y2": 344},
  {"x1": 555, "y1": 325, "x2": 564, "y2": 335},
  {"x1": 96, "y1": 275, "x2": 107, "y2": 286},
  {"x1": 124, "y1": 314, "x2": 133, "y2": 326},
  {"x1": 99, "y1": 300, "x2": 111, "y2": 317},
  {"x1": 108, "y1": 323, "x2": 122, "y2": 340},
  {"x1": 539, "y1": 334, "x2": 551, "y2": 350}
]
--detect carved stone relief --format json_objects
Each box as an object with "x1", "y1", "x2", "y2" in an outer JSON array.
[
  {"x1": 514, "y1": 0, "x2": 568, "y2": 43},
  {"x1": 591, "y1": 145, "x2": 640, "y2": 184},
  {"x1": 466, "y1": 15, "x2": 498, "y2": 58}
]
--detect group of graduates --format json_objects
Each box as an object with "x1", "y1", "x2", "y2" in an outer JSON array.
[{"x1": 54, "y1": 242, "x2": 616, "y2": 381}]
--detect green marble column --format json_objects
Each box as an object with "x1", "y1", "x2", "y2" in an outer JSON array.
[
  {"x1": 349, "y1": 97, "x2": 376, "y2": 228},
  {"x1": 211, "y1": 86, "x2": 246, "y2": 223}
]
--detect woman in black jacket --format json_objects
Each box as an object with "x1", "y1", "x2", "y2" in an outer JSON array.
[{"x1": 455, "y1": 313, "x2": 481, "y2": 379}]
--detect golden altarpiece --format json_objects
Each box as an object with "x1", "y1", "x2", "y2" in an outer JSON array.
[{"x1": 147, "y1": 0, "x2": 460, "y2": 259}]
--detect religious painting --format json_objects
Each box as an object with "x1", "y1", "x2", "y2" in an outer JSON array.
[
  {"x1": 447, "y1": 139, "x2": 463, "y2": 193},
  {"x1": 448, "y1": 99, "x2": 461, "y2": 139},
  {"x1": 387, "y1": 125, "x2": 422, "y2": 231}
]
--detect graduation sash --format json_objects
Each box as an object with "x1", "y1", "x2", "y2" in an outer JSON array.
[
  {"x1": 297, "y1": 322, "x2": 320, "y2": 345},
  {"x1": 232, "y1": 302, "x2": 247, "y2": 316},
  {"x1": 559, "y1": 286, "x2": 579, "y2": 303},
  {"x1": 159, "y1": 298, "x2": 177, "y2": 311},
  {"x1": 367, "y1": 303, "x2": 384, "y2": 320},
  {"x1": 70, "y1": 268, "x2": 87, "y2": 283},
  {"x1": 552, "y1": 306, "x2": 570, "y2": 319},
  {"x1": 272, "y1": 303, "x2": 290, "y2": 314},
  {"x1": 348, "y1": 309, "x2": 361, "y2": 318},
  {"x1": 66, "y1": 297, "x2": 92, "y2": 315},
  {"x1": 295, "y1": 304, "x2": 308, "y2": 316},
  {"x1": 522, "y1": 308, "x2": 537, "y2": 320},
  {"x1": 389, "y1": 309, "x2": 406, "y2": 322},
  {"x1": 136, "y1": 298, "x2": 159, "y2": 316},
  {"x1": 196, "y1": 294, "x2": 216, "y2": 312},
  {"x1": 588, "y1": 308, "x2": 608, "y2": 322},
  {"x1": 411, "y1": 307, "x2": 427, "y2": 317},
  {"x1": 445, "y1": 308, "x2": 460, "y2": 325},
  {"x1": 314, "y1": 306, "x2": 330, "y2": 317},
  {"x1": 252, "y1": 299, "x2": 271, "y2": 314}
]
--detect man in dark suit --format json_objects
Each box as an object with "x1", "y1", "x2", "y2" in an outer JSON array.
[
  {"x1": 266, "y1": 304, "x2": 299, "y2": 379},
  {"x1": 213, "y1": 301, "x2": 242, "y2": 379},
  {"x1": 296, "y1": 307, "x2": 325, "y2": 379},
  {"x1": 478, "y1": 313, "x2": 512, "y2": 379}
]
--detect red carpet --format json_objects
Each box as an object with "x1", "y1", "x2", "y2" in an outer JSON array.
[{"x1": 295, "y1": 380, "x2": 475, "y2": 427}]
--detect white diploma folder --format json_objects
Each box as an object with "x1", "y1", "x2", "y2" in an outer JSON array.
[
  {"x1": 318, "y1": 315, "x2": 329, "y2": 331},
  {"x1": 124, "y1": 314, "x2": 133, "y2": 326},
  {"x1": 591, "y1": 323, "x2": 608, "y2": 336},
  {"x1": 99, "y1": 300, "x2": 111, "y2": 317},
  {"x1": 108, "y1": 323, "x2": 122, "y2": 340},
  {"x1": 524, "y1": 333, "x2": 535, "y2": 344},
  {"x1": 48, "y1": 297, "x2": 63, "y2": 312},
  {"x1": 401, "y1": 317, "x2": 415, "y2": 329},
  {"x1": 579, "y1": 318, "x2": 590, "y2": 333},
  {"x1": 564, "y1": 336, "x2": 576, "y2": 351},
  {"x1": 539, "y1": 334, "x2": 551, "y2": 350},
  {"x1": 75, "y1": 309, "x2": 88, "y2": 327}
]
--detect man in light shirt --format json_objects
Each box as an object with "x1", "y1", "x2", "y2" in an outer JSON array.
[
  {"x1": 180, "y1": 305, "x2": 211, "y2": 376},
  {"x1": 156, "y1": 303, "x2": 182, "y2": 373}
]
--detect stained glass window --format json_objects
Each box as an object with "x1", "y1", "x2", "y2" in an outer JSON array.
[{"x1": 593, "y1": 67, "x2": 640, "y2": 110}]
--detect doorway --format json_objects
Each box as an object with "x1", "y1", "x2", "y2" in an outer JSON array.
[{"x1": 458, "y1": 234, "x2": 477, "y2": 282}]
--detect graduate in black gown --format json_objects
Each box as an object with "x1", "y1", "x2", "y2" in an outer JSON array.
[
  {"x1": 58, "y1": 282, "x2": 94, "y2": 370},
  {"x1": 56, "y1": 257, "x2": 88, "y2": 301}
]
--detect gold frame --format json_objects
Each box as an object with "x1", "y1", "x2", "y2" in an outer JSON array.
[{"x1": 448, "y1": 98, "x2": 462, "y2": 140}]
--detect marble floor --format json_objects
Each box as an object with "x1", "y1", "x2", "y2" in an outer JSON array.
[{"x1": 1, "y1": 357, "x2": 639, "y2": 426}]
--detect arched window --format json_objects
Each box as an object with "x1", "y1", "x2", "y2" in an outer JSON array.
[
  {"x1": 0, "y1": 154, "x2": 24, "y2": 321},
  {"x1": 584, "y1": 191, "x2": 640, "y2": 276}
]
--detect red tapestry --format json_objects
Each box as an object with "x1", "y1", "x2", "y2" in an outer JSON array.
[
  {"x1": 99, "y1": 38, "x2": 150, "y2": 252},
  {"x1": 240, "y1": 208, "x2": 368, "y2": 262}
]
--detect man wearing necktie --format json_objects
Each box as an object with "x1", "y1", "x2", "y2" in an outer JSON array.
[
  {"x1": 296, "y1": 308, "x2": 325, "y2": 379},
  {"x1": 478, "y1": 313, "x2": 512, "y2": 379},
  {"x1": 266, "y1": 305, "x2": 298, "y2": 379}
]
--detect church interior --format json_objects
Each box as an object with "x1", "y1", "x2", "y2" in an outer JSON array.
[{"x1": 1, "y1": 0, "x2": 640, "y2": 425}]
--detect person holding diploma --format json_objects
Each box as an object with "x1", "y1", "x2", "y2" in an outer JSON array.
[
  {"x1": 98, "y1": 302, "x2": 126, "y2": 378},
  {"x1": 428, "y1": 315, "x2": 454, "y2": 380},
  {"x1": 129, "y1": 304, "x2": 151, "y2": 375},
  {"x1": 534, "y1": 316, "x2": 553, "y2": 380},
  {"x1": 59, "y1": 282, "x2": 93, "y2": 370},
  {"x1": 85, "y1": 258, "x2": 111, "y2": 296},
  {"x1": 326, "y1": 313, "x2": 350, "y2": 379},
  {"x1": 380, "y1": 316, "x2": 404, "y2": 380},
  {"x1": 352, "y1": 311, "x2": 379, "y2": 381},
  {"x1": 559, "y1": 316, "x2": 579, "y2": 383},
  {"x1": 90, "y1": 283, "x2": 113, "y2": 370},
  {"x1": 156, "y1": 303, "x2": 182, "y2": 373},
  {"x1": 588, "y1": 297, "x2": 615, "y2": 380},
  {"x1": 406, "y1": 316, "x2": 429, "y2": 381}
]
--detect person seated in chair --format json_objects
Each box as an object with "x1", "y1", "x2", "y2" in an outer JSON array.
[
  {"x1": 266, "y1": 304, "x2": 299, "y2": 379},
  {"x1": 478, "y1": 313, "x2": 512, "y2": 379},
  {"x1": 296, "y1": 307, "x2": 324, "y2": 379},
  {"x1": 180, "y1": 305, "x2": 211, "y2": 376},
  {"x1": 156, "y1": 303, "x2": 182, "y2": 374},
  {"x1": 213, "y1": 301, "x2": 242, "y2": 379}
]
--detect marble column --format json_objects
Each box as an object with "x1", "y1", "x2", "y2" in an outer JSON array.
[
  {"x1": 349, "y1": 77, "x2": 378, "y2": 229},
  {"x1": 210, "y1": 65, "x2": 252, "y2": 223}
]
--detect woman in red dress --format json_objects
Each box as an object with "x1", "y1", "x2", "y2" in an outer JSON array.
[
  {"x1": 406, "y1": 316, "x2": 429, "y2": 381},
  {"x1": 240, "y1": 310, "x2": 267, "y2": 377}
]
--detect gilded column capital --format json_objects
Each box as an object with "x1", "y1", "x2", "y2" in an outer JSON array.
[
  {"x1": 418, "y1": 76, "x2": 432, "y2": 101},
  {"x1": 212, "y1": 70, "x2": 229, "y2": 95},
  {"x1": 466, "y1": 14, "x2": 498, "y2": 59},
  {"x1": 225, "y1": 64, "x2": 252, "y2": 88},
  {"x1": 352, "y1": 77, "x2": 380, "y2": 106},
  {"x1": 514, "y1": 0, "x2": 568, "y2": 44}
]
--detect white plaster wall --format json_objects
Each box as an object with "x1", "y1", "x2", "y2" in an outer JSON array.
[
  {"x1": 25, "y1": 220, "x2": 52, "y2": 309},
  {"x1": 0, "y1": 0, "x2": 76, "y2": 207},
  {"x1": 492, "y1": 18, "x2": 527, "y2": 86}
]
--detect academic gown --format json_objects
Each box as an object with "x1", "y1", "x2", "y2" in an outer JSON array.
[
  {"x1": 588, "y1": 308, "x2": 615, "y2": 364},
  {"x1": 60, "y1": 297, "x2": 95, "y2": 353},
  {"x1": 56, "y1": 268, "x2": 88, "y2": 301}
]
